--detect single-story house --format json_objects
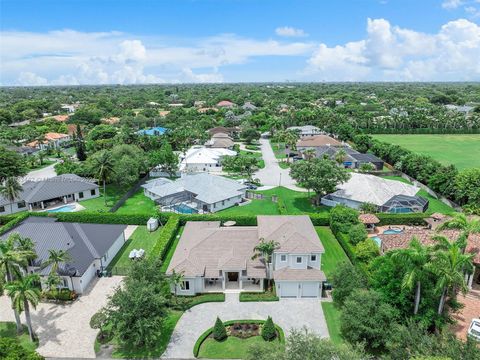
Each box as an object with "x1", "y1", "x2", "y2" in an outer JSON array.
[
  {"x1": 142, "y1": 173, "x2": 247, "y2": 213},
  {"x1": 310, "y1": 146, "x2": 384, "y2": 170},
  {"x1": 136, "y1": 126, "x2": 168, "y2": 136},
  {"x1": 296, "y1": 134, "x2": 346, "y2": 153},
  {"x1": 0, "y1": 216, "x2": 127, "y2": 294},
  {"x1": 198, "y1": 107, "x2": 218, "y2": 114},
  {"x1": 208, "y1": 126, "x2": 240, "y2": 138},
  {"x1": 179, "y1": 146, "x2": 236, "y2": 173},
  {"x1": 287, "y1": 125, "x2": 323, "y2": 137},
  {"x1": 27, "y1": 132, "x2": 71, "y2": 150},
  {"x1": 205, "y1": 132, "x2": 235, "y2": 149},
  {"x1": 0, "y1": 174, "x2": 99, "y2": 215},
  {"x1": 166, "y1": 215, "x2": 326, "y2": 298},
  {"x1": 242, "y1": 102, "x2": 257, "y2": 111},
  {"x1": 321, "y1": 173, "x2": 428, "y2": 213},
  {"x1": 217, "y1": 100, "x2": 236, "y2": 108},
  {"x1": 51, "y1": 115, "x2": 69, "y2": 122}
]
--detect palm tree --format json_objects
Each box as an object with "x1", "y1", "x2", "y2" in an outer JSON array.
[
  {"x1": 428, "y1": 241, "x2": 474, "y2": 315},
  {"x1": 0, "y1": 177, "x2": 23, "y2": 214},
  {"x1": 303, "y1": 148, "x2": 316, "y2": 161},
  {"x1": 14, "y1": 235, "x2": 36, "y2": 269},
  {"x1": 334, "y1": 149, "x2": 347, "y2": 166},
  {"x1": 392, "y1": 238, "x2": 430, "y2": 314},
  {"x1": 91, "y1": 151, "x2": 115, "y2": 206},
  {"x1": 0, "y1": 234, "x2": 35, "y2": 333},
  {"x1": 437, "y1": 213, "x2": 480, "y2": 241},
  {"x1": 251, "y1": 239, "x2": 280, "y2": 264},
  {"x1": 41, "y1": 249, "x2": 72, "y2": 276},
  {"x1": 44, "y1": 273, "x2": 62, "y2": 293},
  {"x1": 5, "y1": 274, "x2": 41, "y2": 342}
]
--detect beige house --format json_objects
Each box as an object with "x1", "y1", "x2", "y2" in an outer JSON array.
[{"x1": 167, "y1": 215, "x2": 326, "y2": 298}]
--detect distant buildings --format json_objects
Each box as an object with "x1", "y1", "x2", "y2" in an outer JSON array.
[
  {"x1": 205, "y1": 132, "x2": 235, "y2": 149},
  {"x1": 26, "y1": 132, "x2": 71, "y2": 150},
  {"x1": 287, "y1": 125, "x2": 323, "y2": 137},
  {"x1": 179, "y1": 146, "x2": 236, "y2": 173},
  {"x1": 217, "y1": 100, "x2": 236, "y2": 108}
]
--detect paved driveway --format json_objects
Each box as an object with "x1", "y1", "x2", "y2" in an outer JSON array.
[
  {"x1": 162, "y1": 292, "x2": 329, "y2": 359},
  {"x1": 21, "y1": 161, "x2": 57, "y2": 182},
  {"x1": 255, "y1": 139, "x2": 307, "y2": 192},
  {"x1": 0, "y1": 276, "x2": 122, "y2": 359}
]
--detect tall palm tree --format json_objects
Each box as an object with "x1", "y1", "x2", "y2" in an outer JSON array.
[
  {"x1": 5, "y1": 274, "x2": 41, "y2": 342},
  {"x1": 437, "y1": 213, "x2": 480, "y2": 241},
  {"x1": 428, "y1": 241, "x2": 474, "y2": 315},
  {"x1": 0, "y1": 177, "x2": 23, "y2": 214},
  {"x1": 41, "y1": 249, "x2": 72, "y2": 276},
  {"x1": 91, "y1": 151, "x2": 115, "y2": 206},
  {"x1": 392, "y1": 238, "x2": 430, "y2": 314},
  {"x1": 251, "y1": 239, "x2": 280, "y2": 264},
  {"x1": 14, "y1": 235, "x2": 36, "y2": 269},
  {"x1": 0, "y1": 234, "x2": 35, "y2": 333}
]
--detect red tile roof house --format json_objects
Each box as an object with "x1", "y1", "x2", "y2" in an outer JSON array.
[
  {"x1": 466, "y1": 234, "x2": 480, "y2": 290},
  {"x1": 216, "y1": 100, "x2": 236, "y2": 108},
  {"x1": 27, "y1": 132, "x2": 71, "y2": 150},
  {"x1": 166, "y1": 215, "x2": 326, "y2": 298}
]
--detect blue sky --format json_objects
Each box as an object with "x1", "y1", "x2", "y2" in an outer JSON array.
[{"x1": 1, "y1": 0, "x2": 479, "y2": 84}]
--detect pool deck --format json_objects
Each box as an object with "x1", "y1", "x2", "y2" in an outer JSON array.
[{"x1": 43, "y1": 202, "x2": 85, "y2": 213}]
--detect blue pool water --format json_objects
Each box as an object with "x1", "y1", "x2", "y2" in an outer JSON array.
[
  {"x1": 47, "y1": 205, "x2": 76, "y2": 213},
  {"x1": 371, "y1": 236, "x2": 382, "y2": 247},
  {"x1": 173, "y1": 204, "x2": 198, "y2": 214},
  {"x1": 383, "y1": 228, "x2": 403, "y2": 235}
]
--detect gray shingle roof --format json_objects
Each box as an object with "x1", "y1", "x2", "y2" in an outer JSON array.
[{"x1": 0, "y1": 217, "x2": 126, "y2": 277}]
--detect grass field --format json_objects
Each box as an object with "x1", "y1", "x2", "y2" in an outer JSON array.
[
  {"x1": 371, "y1": 134, "x2": 480, "y2": 170},
  {"x1": 315, "y1": 227, "x2": 349, "y2": 279},
  {"x1": 80, "y1": 184, "x2": 129, "y2": 211},
  {"x1": 115, "y1": 188, "x2": 157, "y2": 214},
  {"x1": 198, "y1": 336, "x2": 277, "y2": 359},
  {"x1": 321, "y1": 303, "x2": 343, "y2": 344},
  {"x1": 218, "y1": 198, "x2": 280, "y2": 215},
  {"x1": 258, "y1": 187, "x2": 330, "y2": 215}
]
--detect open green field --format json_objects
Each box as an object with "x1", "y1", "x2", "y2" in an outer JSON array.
[{"x1": 371, "y1": 134, "x2": 480, "y2": 170}]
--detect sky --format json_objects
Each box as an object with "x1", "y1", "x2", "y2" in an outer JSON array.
[{"x1": 0, "y1": 0, "x2": 479, "y2": 85}]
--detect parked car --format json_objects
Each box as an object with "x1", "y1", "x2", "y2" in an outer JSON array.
[
  {"x1": 468, "y1": 318, "x2": 480, "y2": 341},
  {"x1": 244, "y1": 182, "x2": 258, "y2": 190}
]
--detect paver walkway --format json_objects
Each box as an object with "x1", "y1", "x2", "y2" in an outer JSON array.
[
  {"x1": 452, "y1": 289, "x2": 480, "y2": 340},
  {"x1": 0, "y1": 276, "x2": 122, "y2": 359},
  {"x1": 255, "y1": 139, "x2": 307, "y2": 192},
  {"x1": 162, "y1": 292, "x2": 329, "y2": 359}
]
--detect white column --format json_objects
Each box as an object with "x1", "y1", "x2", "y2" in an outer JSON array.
[
  {"x1": 468, "y1": 270, "x2": 475, "y2": 289},
  {"x1": 222, "y1": 271, "x2": 226, "y2": 290},
  {"x1": 40, "y1": 201, "x2": 45, "y2": 209},
  {"x1": 64, "y1": 196, "x2": 67, "y2": 204},
  {"x1": 239, "y1": 272, "x2": 242, "y2": 290},
  {"x1": 28, "y1": 204, "x2": 33, "y2": 211}
]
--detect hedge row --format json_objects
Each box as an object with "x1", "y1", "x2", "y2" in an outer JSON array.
[
  {"x1": 192, "y1": 319, "x2": 285, "y2": 357},
  {"x1": 376, "y1": 213, "x2": 428, "y2": 226},
  {"x1": 30, "y1": 211, "x2": 153, "y2": 225},
  {"x1": 277, "y1": 197, "x2": 288, "y2": 215},
  {"x1": 177, "y1": 214, "x2": 258, "y2": 226},
  {"x1": 333, "y1": 231, "x2": 357, "y2": 265},
  {"x1": 150, "y1": 215, "x2": 181, "y2": 260},
  {"x1": 0, "y1": 212, "x2": 30, "y2": 235}
]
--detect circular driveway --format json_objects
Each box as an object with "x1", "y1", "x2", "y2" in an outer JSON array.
[{"x1": 162, "y1": 292, "x2": 329, "y2": 359}]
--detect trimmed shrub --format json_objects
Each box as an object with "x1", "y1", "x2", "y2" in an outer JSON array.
[
  {"x1": 149, "y1": 215, "x2": 181, "y2": 260},
  {"x1": 213, "y1": 317, "x2": 227, "y2": 341},
  {"x1": 355, "y1": 239, "x2": 380, "y2": 263},
  {"x1": 42, "y1": 288, "x2": 77, "y2": 301},
  {"x1": 348, "y1": 223, "x2": 368, "y2": 245},
  {"x1": 0, "y1": 212, "x2": 30, "y2": 235},
  {"x1": 376, "y1": 213, "x2": 428, "y2": 226},
  {"x1": 30, "y1": 211, "x2": 152, "y2": 225},
  {"x1": 309, "y1": 213, "x2": 330, "y2": 226},
  {"x1": 0, "y1": 338, "x2": 44, "y2": 360},
  {"x1": 335, "y1": 232, "x2": 357, "y2": 264},
  {"x1": 261, "y1": 316, "x2": 277, "y2": 341},
  {"x1": 277, "y1": 197, "x2": 288, "y2": 215},
  {"x1": 177, "y1": 214, "x2": 257, "y2": 226}
]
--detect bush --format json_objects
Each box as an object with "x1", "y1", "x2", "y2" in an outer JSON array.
[
  {"x1": 42, "y1": 289, "x2": 77, "y2": 301},
  {"x1": 261, "y1": 316, "x2": 277, "y2": 341},
  {"x1": 30, "y1": 211, "x2": 153, "y2": 225},
  {"x1": 330, "y1": 205, "x2": 359, "y2": 233},
  {"x1": 0, "y1": 212, "x2": 30, "y2": 235},
  {"x1": 177, "y1": 214, "x2": 258, "y2": 226},
  {"x1": 213, "y1": 317, "x2": 227, "y2": 341},
  {"x1": 348, "y1": 224, "x2": 368, "y2": 245},
  {"x1": 0, "y1": 338, "x2": 44, "y2": 360},
  {"x1": 355, "y1": 239, "x2": 380, "y2": 263},
  {"x1": 331, "y1": 261, "x2": 366, "y2": 306},
  {"x1": 149, "y1": 215, "x2": 181, "y2": 260},
  {"x1": 376, "y1": 213, "x2": 428, "y2": 226},
  {"x1": 335, "y1": 232, "x2": 357, "y2": 264}
]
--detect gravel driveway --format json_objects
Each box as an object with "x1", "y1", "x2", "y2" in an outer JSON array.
[
  {"x1": 162, "y1": 292, "x2": 329, "y2": 359},
  {"x1": 255, "y1": 139, "x2": 307, "y2": 192},
  {"x1": 0, "y1": 276, "x2": 122, "y2": 359}
]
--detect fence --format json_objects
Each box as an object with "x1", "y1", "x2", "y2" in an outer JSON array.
[{"x1": 109, "y1": 173, "x2": 150, "y2": 213}]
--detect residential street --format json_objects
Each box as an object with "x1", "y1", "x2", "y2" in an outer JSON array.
[
  {"x1": 255, "y1": 138, "x2": 307, "y2": 192},
  {"x1": 22, "y1": 161, "x2": 58, "y2": 182},
  {"x1": 162, "y1": 292, "x2": 329, "y2": 359}
]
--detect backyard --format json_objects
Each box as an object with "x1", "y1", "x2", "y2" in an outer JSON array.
[
  {"x1": 371, "y1": 134, "x2": 480, "y2": 170},
  {"x1": 115, "y1": 188, "x2": 157, "y2": 214},
  {"x1": 316, "y1": 227, "x2": 349, "y2": 279},
  {"x1": 80, "y1": 184, "x2": 129, "y2": 211}
]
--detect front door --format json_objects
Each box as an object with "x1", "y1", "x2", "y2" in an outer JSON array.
[{"x1": 227, "y1": 272, "x2": 238, "y2": 282}]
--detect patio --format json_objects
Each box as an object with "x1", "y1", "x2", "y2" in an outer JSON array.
[{"x1": 204, "y1": 277, "x2": 263, "y2": 292}]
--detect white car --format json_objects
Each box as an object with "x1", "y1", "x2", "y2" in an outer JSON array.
[{"x1": 468, "y1": 318, "x2": 480, "y2": 341}]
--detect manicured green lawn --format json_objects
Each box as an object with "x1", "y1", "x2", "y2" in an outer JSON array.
[
  {"x1": 258, "y1": 187, "x2": 330, "y2": 215},
  {"x1": 80, "y1": 184, "x2": 129, "y2": 211},
  {"x1": 239, "y1": 149, "x2": 265, "y2": 169},
  {"x1": 371, "y1": 134, "x2": 480, "y2": 170},
  {"x1": 111, "y1": 310, "x2": 182, "y2": 359},
  {"x1": 218, "y1": 199, "x2": 280, "y2": 216},
  {"x1": 107, "y1": 226, "x2": 161, "y2": 271},
  {"x1": 321, "y1": 303, "x2": 343, "y2": 345},
  {"x1": 271, "y1": 142, "x2": 286, "y2": 159},
  {"x1": 115, "y1": 188, "x2": 157, "y2": 214},
  {"x1": 315, "y1": 227, "x2": 349, "y2": 279},
  {"x1": 381, "y1": 176, "x2": 455, "y2": 214},
  {"x1": 0, "y1": 322, "x2": 38, "y2": 353},
  {"x1": 198, "y1": 336, "x2": 277, "y2": 359},
  {"x1": 160, "y1": 226, "x2": 184, "y2": 272}
]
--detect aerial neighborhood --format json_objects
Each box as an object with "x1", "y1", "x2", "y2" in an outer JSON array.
[{"x1": 1, "y1": 2, "x2": 480, "y2": 359}]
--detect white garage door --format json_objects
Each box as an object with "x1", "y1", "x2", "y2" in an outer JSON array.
[
  {"x1": 279, "y1": 282, "x2": 298, "y2": 298},
  {"x1": 301, "y1": 282, "x2": 319, "y2": 298}
]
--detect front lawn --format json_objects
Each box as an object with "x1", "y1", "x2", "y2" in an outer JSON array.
[
  {"x1": 321, "y1": 303, "x2": 343, "y2": 344},
  {"x1": 80, "y1": 183, "x2": 129, "y2": 211},
  {"x1": 107, "y1": 226, "x2": 161, "y2": 272},
  {"x1": 0, "y1": 322, "x2": 38, "y2": 353},
  {"x1": 198, "y1": 336, "x2": 274, "y2": 359},
  {"x1": 315, "y1": 227, "x2": 349, "y2": 279},
  {"x1": 257, "y1": 187, "x2": 330, "y2": 215},
  {"x1": 115, "y1": 188, "x2": 157, "y2": 215},
  {"x1": 271, "y1": 142, "x2": 286, "y2": 159},
  {"x1": 240, "y1": 286, "x2": 278, "y2": 302},
  {"x1": 218, "y1": 199, "x2": 280, "y2": 216},
  {"x1": 239, "y1": 149, "x2": 264, "y2": 169}
]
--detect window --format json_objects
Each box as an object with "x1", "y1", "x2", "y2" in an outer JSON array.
[
  {"x1": 180, "y1": 281, "x2": 190, "y2": 290},
  {"x1": 0, "y1": 206, "x2": 4, "y2": 213},
  {"x1": 90, "y1": 189, "x2": 96, "y2": 196},
  {"x1": 222, "y1": 200, "x2": 225, "y2": 206},
  {"x1": 296, "y1": 256, "x2": 302, "y2": 264},
  {"x1": 17, "y1": 201, "x2": 26, "y2": 208},
  {"x1": 280, "y1": 254, "x2": 287, "y2": 262},
  {"x1": 79, "y1": 192, "x2": 84, "y2": 199},
  {"x1": 311, "y1": 255, "x2": 317, "y2": 262}
]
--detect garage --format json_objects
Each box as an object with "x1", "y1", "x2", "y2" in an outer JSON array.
[
  {"x1": 301, "y1": 282, "x2": 320, "y2": 298},
  {"x1": 278, "y1": 282, "x2": 298, "y2": 298}
]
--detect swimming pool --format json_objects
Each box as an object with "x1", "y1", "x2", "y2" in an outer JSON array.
[
  {"x1": 172, "y1": 204, "x2": 198, "y2": 214},
  {"x1": 47, "y1": 204, "x2": 76, "y2": 213},
  {"x1": 371, "y1": 236, "x2": 382, "y2": 247},
  {"x1": 382, "y1": 228, "x2": 403, "y2": 235}
]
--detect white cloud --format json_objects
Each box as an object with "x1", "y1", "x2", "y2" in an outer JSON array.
[
  {"x1": 442, "y1": 0, "x2": 464, "y2": 9},
  {"x1": 275, "y1": 26, "x2": 308, "y2": 37},
  {"x1": 305, "y1": 18, "x2": 480, "y2": 81}
]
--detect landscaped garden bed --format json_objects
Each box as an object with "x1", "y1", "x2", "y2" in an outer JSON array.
[
  {"x1": 239, "y1": 283, "x2": 278, "y2": 302},
  {"x1": 194, "y1": 319, "x2": 284, "y2": 359}
]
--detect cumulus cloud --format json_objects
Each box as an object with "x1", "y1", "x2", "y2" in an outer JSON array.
[
  {"x1": 305, "y1": 18, "x2": 480, "y2": 81},
  {"x1": 442, "y1": 0, "x2": 464, "y2": 9},
  {"x1": 275, "y1": 26, "x2": 308, "y2": 37}
]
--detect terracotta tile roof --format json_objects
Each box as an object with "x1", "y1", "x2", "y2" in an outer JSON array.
[
  {"x1": 381, "y1": 229, "x2": 461, "y2": 253},
  {"x1": 52, "y1": 115, "x2": 69, "y2": 122},
  {"x1": 102, "y1": 117, "x2": 120, "y2": 124},
  {"x1": 359, "y1": 214, "x2": 380, "y2": 224},
  {"x1": 273, "y1": 268, "x2": 326, "y2": 281},
  {"x1": 45, "y1": 132, "x2": 69, "y2": 140},
  {"x1": 198, "y1": 107, "x2": 218, "y2": 113},
  {"x1": 297, "y1": 135, "x2": 343, "y2": 147},
  {"x1": 466, "y1": 234, "x2": 480, "y2": 265},
  {"x1": 217, "y1": 100, "x2": 235, "y2": 107},
  {"x1": 159, "y1": 111, "x2": 170, "y2": 117}
]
